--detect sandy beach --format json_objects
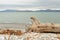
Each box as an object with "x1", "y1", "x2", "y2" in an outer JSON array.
[{"x1": 0, "y1": 32, "x2": 60, "y2": 40}]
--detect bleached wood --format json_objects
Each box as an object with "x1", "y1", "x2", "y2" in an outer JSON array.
[{"x1": 26, "y1": 17, "x2": 60, "y2": 33}]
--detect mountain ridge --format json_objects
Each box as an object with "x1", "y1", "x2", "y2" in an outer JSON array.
[{"x1": 0, "y1": 9, "x2": 60, "y2": 12}]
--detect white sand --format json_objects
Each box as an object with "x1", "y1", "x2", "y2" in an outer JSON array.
[{"x1": 0, "y1": 32, "x2": 59, "y2": 40}]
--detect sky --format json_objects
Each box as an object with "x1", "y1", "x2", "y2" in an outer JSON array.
[{"x1": 0, "y1": 0, "x2": 60, "y2": 10}]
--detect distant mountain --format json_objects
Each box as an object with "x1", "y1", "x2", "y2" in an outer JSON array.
[
  {"x1": 36, "y1": 9, "x2": 60, "y2": 12},
  {"x1": 0, "y1": 10, "x2": 33, "y2": 12},
  {"x1": 0, "y1": 10, "x2": 20, "y2": 12},
  {"x1": 0, "y1": 9, "x2": 60, "y2": 12}
]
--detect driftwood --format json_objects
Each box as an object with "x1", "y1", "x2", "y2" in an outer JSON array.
[
  {"x1": 0, "y1": 29, "x2": 24, "y2": 40},
  {"x1": 0, "y1": 29, "x2": 24, "y2": 36},
  {"x1": 26, "y1": 16, "x2": 60, "y2": 33}
]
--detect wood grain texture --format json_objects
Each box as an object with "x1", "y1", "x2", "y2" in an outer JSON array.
[{"x1": 26, "y1": 16, "x2": 60, "y2": 33}]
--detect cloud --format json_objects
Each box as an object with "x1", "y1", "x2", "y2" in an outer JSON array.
[
  {"x1": 0, "y1": 0, "x2": 60, "y2": 9},
  {"x1": 0, "y1": 0, "x2": 38, "y2": 5},
  {"x1": 38, "y1": 0, "x2": 60, "y2": 6}
]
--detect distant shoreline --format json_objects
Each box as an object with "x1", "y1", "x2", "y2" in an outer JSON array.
[{"x1": 0, "y1": 9, "x2": 60, "y2": 12}]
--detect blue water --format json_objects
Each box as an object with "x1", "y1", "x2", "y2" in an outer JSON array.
[{"x1": 0, "y1": 12, "x2": 60, "y2": 23}]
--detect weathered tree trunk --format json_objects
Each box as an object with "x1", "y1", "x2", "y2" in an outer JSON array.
[
  {"x1": 37, "y1": 24, "x2": 60, "y2": 33},
  {"x1": 27, "y1": 16, "x2": 60, "y2": 33}
]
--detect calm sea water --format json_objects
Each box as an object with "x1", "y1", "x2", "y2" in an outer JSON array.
[{"x1": 0, "y1": 12, "x2": 60, "y2": 23}]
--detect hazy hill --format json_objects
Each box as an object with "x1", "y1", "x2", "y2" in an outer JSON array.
[{"x1": 0, "y1": 9, "x2": 60, "y2": 12}]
